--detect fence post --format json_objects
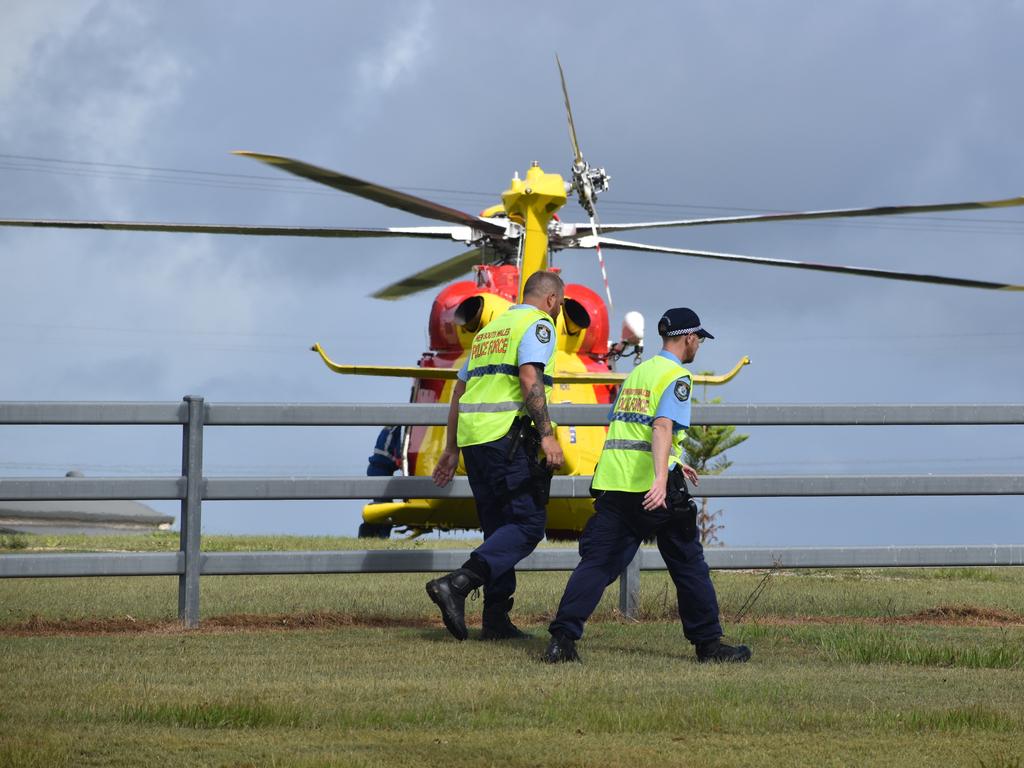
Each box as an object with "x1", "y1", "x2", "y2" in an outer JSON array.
[
  {"x1": 178, "y1": 395, "x2": 204, "y2": 628},
  {"x1": 618, "y1": 548, "x2": 641, "y2": 619}
]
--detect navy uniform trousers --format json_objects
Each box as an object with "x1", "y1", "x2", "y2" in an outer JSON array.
[
  {"x1": 462, "y1": 431, "x2": 547, "y2": 605},
  {"x1": 549, "y1": 490, "x2": 723, "y2": 644}
]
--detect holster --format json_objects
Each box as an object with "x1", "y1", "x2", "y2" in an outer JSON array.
[
  {"x1": 666, "y1": 465, "x2": 699, "y2": 541},
  {"x1": 506, "y1": 416, "x2": 554, "y2": 508}
]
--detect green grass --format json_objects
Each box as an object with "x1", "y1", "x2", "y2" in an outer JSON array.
[
  {"x1": 902, "y1": 705, "x2": 1017, "y2": 733},
  {"x1": 924, "y1": 567, "x2": 1004, "y2": 582},
  {"x1": 2, "y1": 624, "x2": 1023, "y2": 766},
  {"x1": 818, "y1": 625, "x2": 1024, "y2": 668},
  {"x1": 2, "y1": 535, "x2": 1024, "y2": 766},
  {"x1": 122, "y1": 701, "x2": 304, "y2": 729}
]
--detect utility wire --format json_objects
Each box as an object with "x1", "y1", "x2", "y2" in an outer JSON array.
[
  {"x1": 3, "y1": 152, "x2": 1024, "y2": 237},
  {"x1": 0, "y1": 319, "x2": 314, "y2": 339}
]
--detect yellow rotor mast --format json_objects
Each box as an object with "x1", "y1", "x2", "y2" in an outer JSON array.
[{"x1": 500, "y1": 162, "x2": 568, "y2": 301}]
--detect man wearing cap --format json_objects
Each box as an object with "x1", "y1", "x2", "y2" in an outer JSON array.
[
  {"x1": 543, "y1": 307, "x2": 751, "y2": 664},
  {"x1": 428, "y1": 270, "x2": 566, "y2": 642}
]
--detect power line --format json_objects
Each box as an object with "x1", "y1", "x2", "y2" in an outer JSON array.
[
  {"x1": 3, "y1": 152, "x2": 1024, "y2": 237},
  {"x1": 0, "y1": 335, "x2": 310, "y2": 355},
  {"x1": 0, "y1": 319, "x2": 313, "y2": 340},
  {"x1": 0, "y1": 152, "x2": 498, "y2": 200}
]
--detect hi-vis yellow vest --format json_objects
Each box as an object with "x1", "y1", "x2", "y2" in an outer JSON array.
[
  {"x1": 457, "y1": 306, "x2": 556, "y2": 447},
  {"x1": 592, "y1": 355, "x2": 692, "y2": 492}
]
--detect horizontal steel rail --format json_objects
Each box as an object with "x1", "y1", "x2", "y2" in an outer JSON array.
[
  {"x1": 0, "y1": 401, "x2": 187, "y2": 425},
  {"x1": 200, "y1": 474, "x2": 1024, "y2": 499},
  {"x1": 0, "y1": 552, "x2": 183, "y2": 578},
  {"x1": 0, "y1": 477, "x2": 185, "y2": 501},
  {"x1": 692, "y1": 403, "x2": 1024, "y2": 426},
  {"x1": 4, "y1": 545, "x2": 1024, "y2": 579},
  {"x1": 4, "y1": 474, "x2": 1024, "y2": 501},
  {"x1": 697, "y1": 545, "x2": 1024, "y2": 569},
  {"x1": 3, "y1": 402, "x2": 1023, "y2": 426}
]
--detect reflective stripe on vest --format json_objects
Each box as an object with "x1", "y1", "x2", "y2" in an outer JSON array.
[
  {"x1": 609, "y1": 412, "x2": 655, "y2": 426},
  {"x1": 457, "y1": 306, "x2": 556, "y2": 447},
  {"x1": 458, "y1": 401, "x2": 522, "y2": 413},
  {"x1": 592, "y1": 355, "x2": 692, "y2": 493},
  {"x1": 603, "y1": 439, "x2": 653, "y2": 452},
  {"x1": 466, "y1": 363, "x2": 554, "y2": 387}
]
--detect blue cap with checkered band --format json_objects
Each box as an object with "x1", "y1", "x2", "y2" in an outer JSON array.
[{"x1": 657, "y1": 307, "x2": 714, "y2": 339}]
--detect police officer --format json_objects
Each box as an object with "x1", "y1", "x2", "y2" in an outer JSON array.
[
  {"x1": 543, "y1": 307, "x2": 751, "y2": 664},
  {"x1": 428, "y1": 271, "x2": 565, "y2": 641}
]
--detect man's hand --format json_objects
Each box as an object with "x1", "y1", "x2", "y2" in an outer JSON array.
[
  {"x1": 540, "y1": 434, "x2": 564, "y2": 470},
  {"x1": 432, "y1": 449, "x2": 459, "y2": 487},
  {"x1": 681, "y1": 463, "x2": 700, "y2": 486},
  {"x1": 643, "y1": 475, "x2": 668, "y2": 511}
]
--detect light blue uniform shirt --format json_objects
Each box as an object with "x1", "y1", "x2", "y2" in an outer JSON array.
[
  {"x1": 652, "y1": 350, "x2": 693, "y2": 431},
  {"x1": 457, "y1": 305, "x2": 556, "y2": 382},
  {"x1": 607, "y1": 349, "x2": 692, "y2": 431}
]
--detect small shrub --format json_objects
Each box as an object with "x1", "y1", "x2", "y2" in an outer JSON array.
[{"x1": 0, "y1": 535, "x2": 29, "y2": 550}]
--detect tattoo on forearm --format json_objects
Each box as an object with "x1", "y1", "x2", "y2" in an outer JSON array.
[{"x1": 524, "y1": 378, "x2": 553, "y2": 437}]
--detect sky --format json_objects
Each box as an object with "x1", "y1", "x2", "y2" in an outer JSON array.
[{"x1": 1, "y1": 0, "x2": 1022, "y2": 545}]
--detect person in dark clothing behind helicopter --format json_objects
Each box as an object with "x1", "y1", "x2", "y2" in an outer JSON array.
[{"x1": 358, "y1": 426, "x2": 403, "y2": 538}]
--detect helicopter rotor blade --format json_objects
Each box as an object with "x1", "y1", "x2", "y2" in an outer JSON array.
[
  {"x1": 233, "y1": 151, "x2": 506, "y2": 237},
  {"x1": 556, "y1": 54, "x2": 584, "y2": 166},
  {"x1": 587, "y1": 212, "x2": 613, "y2": 308},
  {"x1": 584, "y1": 195, "x2": 1024, "y2": 235},
  {"x1": 556, "y1": 55, "x2": 614, "y2": 304},
  {"x1": 0, "y1": 218, "x2": 469, "y2": 239},
  {"x1": 371, "y1": 246, "x2": 486, "y2": 300},
  {"x1": 584, "y1": 235, "x2": 1024, "y2": 291}
]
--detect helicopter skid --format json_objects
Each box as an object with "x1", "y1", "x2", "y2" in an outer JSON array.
[{"x1": 362, "y1": 496, "x2": 595, "y2": 540}]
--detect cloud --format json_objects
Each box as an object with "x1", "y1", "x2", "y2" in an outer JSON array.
[
  {"x1": 0, "y1": 0, "x2": 99, "y2": 103},
  {"x1": 354, "y1": 0, "x2": 434, "y2": 95},
  {"x1": 0, "y1": 2, "x2": 190, "y2": 200}
]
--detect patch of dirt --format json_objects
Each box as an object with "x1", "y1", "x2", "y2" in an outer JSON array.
[
  {"x1": 721, "y1": 604, "x2": 1024, "y2": 628},
  {"x1": 0, "y1": 611, "x2": 443, "y2": 637},
  {"x1": 3, "y1": 604, "x2": 1022, "y2": 637},
  {"x1": 902, "y1": 605, "x2": 1024, "y2": 625}
]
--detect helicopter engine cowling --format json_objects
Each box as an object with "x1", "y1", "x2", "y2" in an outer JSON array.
[
  {"x1": 558, "y1": 282, "x2": 609, "y2": 355},
  {"x1": 428, "y1": 265, "x2": 520, "y2": 352},
  {"x1": 428, "y1": 281, "x2": 478, "y2": 352}
]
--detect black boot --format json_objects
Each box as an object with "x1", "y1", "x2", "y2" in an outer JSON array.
[
  {"x1": 425, "y1": 568, "x2": 484, "y2": 641},
  {"x1": 696, "y1": 638, "x2": 752, "y2": 664},
  {"x1": 542, "y1": 631, "x2": 581, "y2": 663},
  {"x1": 480, "y1": 597, "x2": 529, "y2": 641}
]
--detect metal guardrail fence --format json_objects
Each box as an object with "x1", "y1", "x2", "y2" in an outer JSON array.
[{"x1": 2, "y1": 398, "x2": 1022, "y2": 627}]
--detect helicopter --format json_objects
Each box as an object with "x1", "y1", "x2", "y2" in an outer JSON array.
[{"x1": 2, "y1": 57, "x2": 1022, "y2": 539}]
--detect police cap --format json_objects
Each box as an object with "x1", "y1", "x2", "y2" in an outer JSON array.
[{"x1": 657, "y1": 307, "x2": 714, "y2": 339}]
